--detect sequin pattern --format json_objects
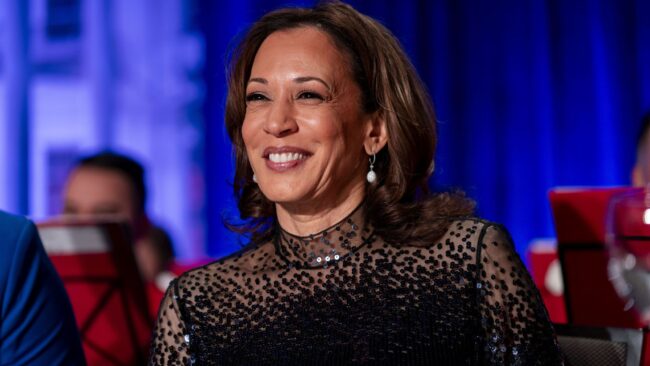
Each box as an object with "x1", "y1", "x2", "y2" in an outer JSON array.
[{"x1": 149, "y1": 208, "x2": 562, "y2": 365}]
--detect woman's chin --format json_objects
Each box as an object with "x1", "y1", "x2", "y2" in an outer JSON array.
[{"x1": 259, "y1": 187, "x2": 309, "y2": 205}]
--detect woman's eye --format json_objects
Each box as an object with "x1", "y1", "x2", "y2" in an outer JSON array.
[
  {"x1": 246, "y1": 93, "x2": 268, "y2": 102},
  {"x1": 297, "y1": 91, "x2": 324, "y2": 100}
]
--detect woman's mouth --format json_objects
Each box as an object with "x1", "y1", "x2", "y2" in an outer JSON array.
[{"x1": 263, "y1": 147, "x2": 311, "y2": 172}]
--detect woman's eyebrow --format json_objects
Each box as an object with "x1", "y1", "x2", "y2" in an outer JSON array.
[
  {"x1": 294, "y1": 76, "x2": 330, "y2": 89},
  {"x1": 247, "y1": 77, "x2": 268, "y2": 85}
]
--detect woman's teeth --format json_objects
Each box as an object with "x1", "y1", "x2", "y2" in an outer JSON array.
[{"x1": 268, "y1": 152, "x2": 306, "y2": 163}]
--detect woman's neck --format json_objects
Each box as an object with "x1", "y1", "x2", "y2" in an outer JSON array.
[{"x1": 275, "y1": 184, "x2": 366, "y2": 236}]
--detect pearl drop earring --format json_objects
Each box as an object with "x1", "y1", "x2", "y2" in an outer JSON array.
[
  {"x1": 366, "y1": 154, "x2": 376, "y2": 183},
  {"x1": 253, "y1": 174, "x2": 258, "y2": 183}
]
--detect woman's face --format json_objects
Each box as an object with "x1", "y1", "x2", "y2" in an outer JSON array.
[{"x1": 242, "y1": 27, "x2": 375, "y2": 210}]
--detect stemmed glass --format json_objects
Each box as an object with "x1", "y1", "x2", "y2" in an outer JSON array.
[{"x1": 607, "y1": 187, "x2": 650, "y2": 324}]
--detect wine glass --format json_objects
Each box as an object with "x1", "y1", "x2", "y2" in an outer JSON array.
[{"x1": 607, "y1": 187, "x2": 650, "y2": 324}]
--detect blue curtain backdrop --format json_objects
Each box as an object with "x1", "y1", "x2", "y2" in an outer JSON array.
[{"x1": 200, "y1": 0, "x2": 650, "y2": 259}]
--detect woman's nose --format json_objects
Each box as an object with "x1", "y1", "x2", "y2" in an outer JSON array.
[{"x1": 263, "y1": 100, "x2": 298, "y2": 137}]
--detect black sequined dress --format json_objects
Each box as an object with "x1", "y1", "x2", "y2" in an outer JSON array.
[{"x1": 150, "y1": 205, "x2": 562, "y2": 365}]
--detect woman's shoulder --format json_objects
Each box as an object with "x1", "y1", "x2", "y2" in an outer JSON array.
[
  {"x1": 419, "y1": 217, "x2": 515, "y2": 263},
  {"x1": 173, "y1": 241, "x2": 275, "y2": 290},
  {"x1": 437, "y1": 217, "x2": 509, "y2": 245},
  {"x1": 436, "y1": 217, "x2": 526, "y2": 276}
]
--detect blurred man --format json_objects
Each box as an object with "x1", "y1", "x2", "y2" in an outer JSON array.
[
  {"x1": 0, "y1": 210, "x2": 85, "y2": 365},
  {"x1": 632, "y1": 112, "x2": 650, "y2": 187},
  {"x1": 62, "y1": 152, "x2": 175, "y2": 314}
]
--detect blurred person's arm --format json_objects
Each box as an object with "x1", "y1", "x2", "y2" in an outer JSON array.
[{"x1": 0, "y1": 212, "x2": 86, "y2": 365}]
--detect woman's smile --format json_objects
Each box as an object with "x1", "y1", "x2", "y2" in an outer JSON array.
[{"x1": 263, "y1": 146, "x2": 311, "y2": 172}]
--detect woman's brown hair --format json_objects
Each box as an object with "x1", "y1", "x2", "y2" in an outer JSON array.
[{"x1": 225, "y1": 1, "x2": 474, "y2": 246}]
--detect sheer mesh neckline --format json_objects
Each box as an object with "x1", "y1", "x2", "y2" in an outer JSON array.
[{"x1": 274, "y1": 203, "x2": 375, "y2": 269}]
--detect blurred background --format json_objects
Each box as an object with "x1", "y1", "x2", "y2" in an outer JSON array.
[{"x1": 0, "y1": 0, "x2": 648, "y2": 262}]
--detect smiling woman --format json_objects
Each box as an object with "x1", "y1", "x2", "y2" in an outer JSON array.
[{"x1": 149, "y1": 2, "x2": 564, "y2": 365}]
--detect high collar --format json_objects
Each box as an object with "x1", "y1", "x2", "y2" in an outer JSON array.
[{"x1": 274, "y1": 203, "x2": 374, "y2": 269}]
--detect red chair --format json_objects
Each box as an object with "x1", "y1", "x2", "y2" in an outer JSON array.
[{"x1": 38, "y1": 220, "x2": 152, "y2": 366}]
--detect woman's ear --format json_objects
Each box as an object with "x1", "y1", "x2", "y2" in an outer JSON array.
[{"x1": 363, "y1": 112, "x2": 388, "y2": 155}]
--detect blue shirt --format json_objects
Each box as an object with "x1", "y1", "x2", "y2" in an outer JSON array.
[{"x1": 0, "y1": 211, "x2": 85, "y2": 365}]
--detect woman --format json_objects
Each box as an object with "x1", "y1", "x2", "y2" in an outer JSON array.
[{"x1": 150, "y1": 2, "x2": 562, "y2": 365}]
